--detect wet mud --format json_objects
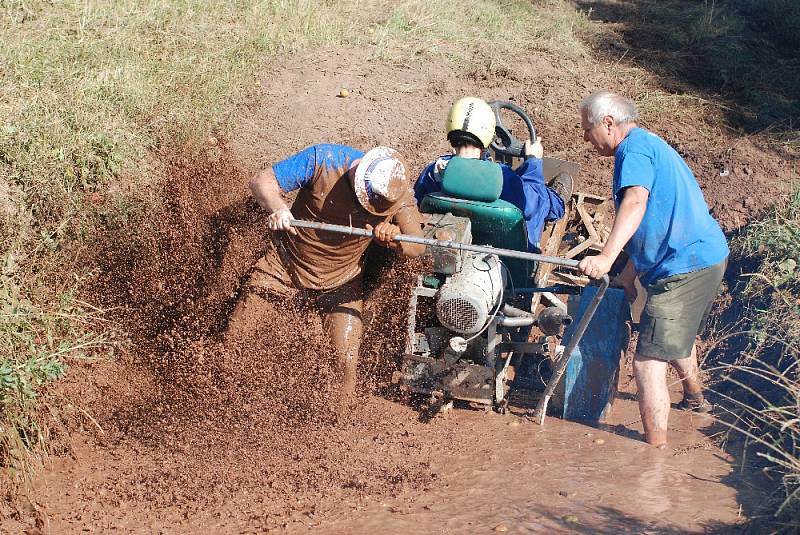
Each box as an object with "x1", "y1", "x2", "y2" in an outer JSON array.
[{"x1": 6, "y1": 46, "x2": 793, "y2": 533}]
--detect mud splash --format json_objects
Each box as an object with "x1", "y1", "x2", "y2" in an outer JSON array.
[{"x1": 41, "y1": 143, "x2": 435, "y2": 527}]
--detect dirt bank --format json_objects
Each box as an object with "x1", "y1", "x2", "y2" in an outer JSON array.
[{"x1": 4, "y1": 46, "x2": 793, "y2": 533}]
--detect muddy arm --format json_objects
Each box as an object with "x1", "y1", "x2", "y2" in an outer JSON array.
[
  {"x1": 249, "y1": 168, "x2": 291, "y2": 214},
  {"x1": 392, "y1": 204, "x2": 426, "y2": 258}
]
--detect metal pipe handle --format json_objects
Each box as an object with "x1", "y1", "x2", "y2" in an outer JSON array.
[
  {"x1": 289, "y1": 219, "x2": 581, "y2": 270},
  {"x1": 289, "y1": 217, "x2": 610, "y2": 426},
  {"x1": 531, "y1": 273, "x2": 610, "y2": 425}
]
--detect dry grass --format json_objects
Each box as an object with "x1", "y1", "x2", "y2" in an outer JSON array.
[{"x1": 706, "y1": 189, "x2": 800, "y2": 529}]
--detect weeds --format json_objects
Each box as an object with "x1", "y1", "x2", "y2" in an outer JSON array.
[
  {"x1": 709, "y1": 189, "x2": 800, "y2": 528},
  {"x1": 1, "y1": 262, "x2": 111, "y2": 487}
]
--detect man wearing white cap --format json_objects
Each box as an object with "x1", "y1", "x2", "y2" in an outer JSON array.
[{"x1": 232, "y1": 144, "x2": 425, "y2": 400}]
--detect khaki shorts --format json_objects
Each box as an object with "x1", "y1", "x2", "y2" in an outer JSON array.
[{"x1": 637, "y1": 259, "x2": 727, "y2": 361}]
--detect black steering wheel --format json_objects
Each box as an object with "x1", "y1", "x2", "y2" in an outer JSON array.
[{"x1": 487, "y1": 100, "x2": 537, "y2": 160}]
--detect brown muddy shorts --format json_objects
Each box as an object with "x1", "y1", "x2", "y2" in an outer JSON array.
[
  {"x1": 245, "y1": 244, "x2": 362, "y2": 314},
  {"x1": 637, "y1": 259, "x2": 727, "y2": 361}
]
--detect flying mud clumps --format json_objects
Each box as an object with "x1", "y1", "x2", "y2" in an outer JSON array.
[
  {"x1": 76, "y1": 144, "x2": 434, "y2": 521},
  {"x1": 360, "y1": 246, "x2": 430, "y2": 395}
]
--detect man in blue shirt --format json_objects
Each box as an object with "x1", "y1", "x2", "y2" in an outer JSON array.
[
  {"x1": 414, "y1": 97, "x2": 570, "y2": 252},
  {"x1": 233, "y1": 144, "x2": 425, "y2": 402},
  {"x1": 578, "y1": 91, "x2": 729, "y2": 448}
]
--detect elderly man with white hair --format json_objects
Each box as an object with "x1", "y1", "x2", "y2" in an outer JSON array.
[
  {"x1": 232, "y1": 144, "x2": 425, "y2": 401},
  {"x1": 577, "y1": 91, "x2": 729, "y2": 448}
]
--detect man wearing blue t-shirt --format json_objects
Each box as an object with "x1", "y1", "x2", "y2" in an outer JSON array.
[
  {"x1": 578, "y1": 91, "x2": 728, "y2": 448},
  {"x1": 231, "y1": 144, "x2": 425, "y2": 401}
]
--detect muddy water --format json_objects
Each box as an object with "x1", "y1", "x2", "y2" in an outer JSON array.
[
  {"x1": 308, "y1": 397, "x2": 753, "y2": 535},
  {"x1": 24, "y1": 393, "x2": 758, "y2": 534}
]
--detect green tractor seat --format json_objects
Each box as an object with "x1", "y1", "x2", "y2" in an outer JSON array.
[{"x1": 419, "y1": 156, "x2": 534, "y2": 288}]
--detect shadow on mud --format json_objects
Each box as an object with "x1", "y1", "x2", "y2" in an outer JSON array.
[
  {"x1": 577, "y1": 0, "x2": 800, "y2": 134},
  {"x1": 535, "y1": 504, "x2": 752, "y2": 534},
  {"x1": 686, "y1": 230, "x2": 796, "y2": 529}
]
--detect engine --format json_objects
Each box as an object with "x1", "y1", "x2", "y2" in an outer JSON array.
[{"x1": 435, "y1": 252, "x2": 505, "y2": 335}]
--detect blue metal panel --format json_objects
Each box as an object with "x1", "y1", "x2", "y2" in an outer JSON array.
[{"x1": 561, "y1": 286, "x2": 630, "y2": 421}]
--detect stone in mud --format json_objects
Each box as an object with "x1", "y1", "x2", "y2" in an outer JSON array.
[{"x1": 493, "y1": 523, "x2": 509, "y2": 532}]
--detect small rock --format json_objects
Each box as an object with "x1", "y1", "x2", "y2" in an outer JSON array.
[
  {"x1": 558, "y1": 490, "x2": 569, "y2": 497},
  {"x1": 207, "y1": 136, "x2": 218, "y2": 146},
  {"x1": 493, "y1": 523, "x2": 509, "y2": 532},
  {"x1": 563, "y1": 514, "x2": 579, "y2": 524},
  {"x1": 593, "y1": 438, "x2": 605, "y2": 445},
  {"x1": 338, "y1": 88, "x2": 350, "y2": 98}
]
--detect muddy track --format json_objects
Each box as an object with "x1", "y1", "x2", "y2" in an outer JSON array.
[{"x1": 4, "y1": 48, "x2": 793, "y2": 533}]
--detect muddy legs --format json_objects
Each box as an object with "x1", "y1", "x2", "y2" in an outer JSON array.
[
  {"x1": 633, "y1": 355, "x2": 670, "y2": 447},
  {"x1": 322, "y1": 302, "x2": 363, "y2": 403},
  {"x1": 319, "y1": 279, "x2": 364, "y2": 405},
  {"x1": 633, "y1": 344, "x2": 706, "y2": 447},
  {"x1": 669, "y1": 343, "x2": 703, "y2": 398},
  {"x1": 228, "y1": 261, "x2": 365, "y2": 404}
]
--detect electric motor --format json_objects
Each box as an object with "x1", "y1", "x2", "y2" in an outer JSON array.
[{"x1": 435, "y1": 253, "x2": 504, "y2": 335}]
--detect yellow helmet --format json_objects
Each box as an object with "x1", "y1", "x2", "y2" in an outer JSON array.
[{"x1": 445, "y1": 97, "x2": 496, "y2": 149}]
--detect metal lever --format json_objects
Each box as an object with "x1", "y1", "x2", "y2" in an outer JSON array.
[
  {"x1": 289, "y1": 219, "x2": 581, "y2": 269},
  {"x1": 531, "y1": 275, "x2": 610, "y2": 425}
]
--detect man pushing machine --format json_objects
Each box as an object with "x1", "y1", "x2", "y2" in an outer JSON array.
[
  {"x1": 229, "y1": 144, "x2": 425, "y2": 401},
  {"x1": 577, "y1": 91, "x2": 729, "y2": 448}
]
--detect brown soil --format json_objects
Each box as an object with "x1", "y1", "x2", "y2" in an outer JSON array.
[{"x1": 4, "y1": 46, "x2": 795, "y2": 534}]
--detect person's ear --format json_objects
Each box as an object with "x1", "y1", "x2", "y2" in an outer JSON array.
[{"x1": 603, "y1": 115, "x2": 614, "y2": 130}]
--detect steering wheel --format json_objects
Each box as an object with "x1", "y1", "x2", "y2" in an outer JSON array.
[{"x1": 487, "y1": 100, "x2": 537, "y2": 160}]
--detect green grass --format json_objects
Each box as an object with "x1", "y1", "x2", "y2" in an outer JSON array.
[{"x1": 370, "y1": 0, "x2": 590, "y2": 66}]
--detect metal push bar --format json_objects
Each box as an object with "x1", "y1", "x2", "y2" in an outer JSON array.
[{"x1": 288, "y1": 219, "x2": 609, "y2": 425}]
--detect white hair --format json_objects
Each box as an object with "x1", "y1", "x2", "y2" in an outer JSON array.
[{"x1": 580, "y1": 91, "x2": 638, "y2": 126}]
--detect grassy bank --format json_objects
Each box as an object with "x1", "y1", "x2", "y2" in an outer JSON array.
[
  {"x1": 710, "y1": 190, "x2": 800, "y2": 528},
  {"x1": 579, "y1": 0, "x2": 800, "y2": 144},
  {"x1": 1, "y1": 0, "x2": 589, "y2": 485}
]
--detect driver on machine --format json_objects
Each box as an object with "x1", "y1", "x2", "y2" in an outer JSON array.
[{"x1": 414, "y1": 97, "x2": 571, "y2": 252}]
